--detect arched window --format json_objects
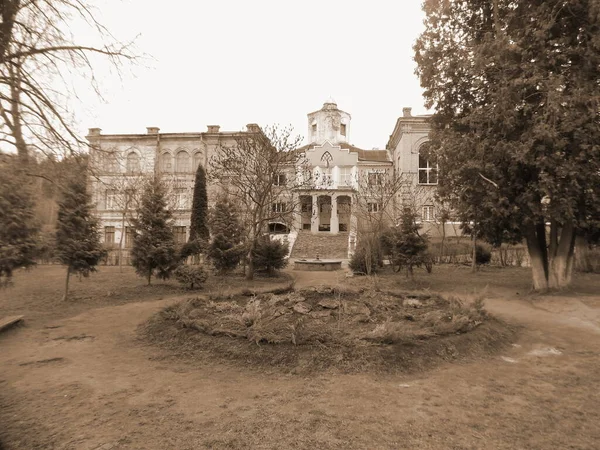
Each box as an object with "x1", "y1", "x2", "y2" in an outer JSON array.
[
  {"x1": 161, "y1": 152, "x2": 173, "y2": 172},
  {"x1": 418, "y1": 142, "x2": 438, "y2": 185},
  {"x1": 176, "y1": 150, "x2": 190, "y2": 173},
  {"x1": 126, "y1": 152, "x2": 140, "y2": 173},
  {"x1": 193, "y1": 152, "x2": 203, "y2": 170}
]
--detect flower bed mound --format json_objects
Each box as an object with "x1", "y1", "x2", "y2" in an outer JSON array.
[{"x1": 142, "y1": 287, "x2": 516, "y2": 373}]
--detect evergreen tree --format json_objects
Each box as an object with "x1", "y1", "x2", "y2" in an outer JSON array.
[
  {"x1": 189, "y1": 163, "x2": 209, "y2": 242},
  {"x1": 381, "y1": 208, "x2": 429, "y2": 278},
  {"x1": 207, "y1": 196, "x2": 245, "y2": 274},
  {"x1": 0, "y1": 158, "x2": 38, "y2": 286},
  {"x1": 55, "y1": 169, "x2": 106, "y2": 300},
  {"x1": 130, "y1": 177, "x2": 179, "y2": 285},
  {"x1": 181, "y1": 163, "x2": 209, "y2": 260}
]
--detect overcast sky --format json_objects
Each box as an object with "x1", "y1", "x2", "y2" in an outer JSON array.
[{"x1": 77, "y1": 0, "x2": 430, "y2": 150}]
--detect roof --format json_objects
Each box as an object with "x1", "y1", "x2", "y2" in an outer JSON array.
[{"x1": 298, "y1": 141, "x2": 391, "y2": 163}]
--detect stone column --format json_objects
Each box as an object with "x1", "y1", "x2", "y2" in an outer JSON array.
[
  {"x1": 311, "y1": 194, "x2": 320, "y2": 233},
  {"x1": 330, "y1": 194, "x2": 339, "y2": 234}
]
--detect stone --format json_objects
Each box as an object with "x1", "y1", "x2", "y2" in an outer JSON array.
[
  {"x1": 309, "y1": 310, "x2": 332, "y2": 319},
  {"x1": 293, "y1": 302, "x2": 312, "y2": 314},
  {"x1": 404, "y1": 299, "x2": 423, "y2": 308},
  {"x1": 343, "y1": 302, "x2": 371, "y2": 316},
  {"x1": 318, "y1": 299, "x2": 340, "y2": 309}
]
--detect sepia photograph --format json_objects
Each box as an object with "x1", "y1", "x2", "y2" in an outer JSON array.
[{"x1": 1, "y1": 0, "x2": 599, "y2": 448}]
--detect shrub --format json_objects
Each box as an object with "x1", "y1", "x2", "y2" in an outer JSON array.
[
  {"x1": 349, "y1": 244, "x2": 379, "y2": 275},
  {"x1": 208, "y1": 234, "x2": 244, "y2": 274},
  {"x1": 252, "y1": 239, "x2": 288, "y2": 275},
  {"x1": 475, "y1": 244, "x2": 492, "y2": 266},
  {"x1": 174, "y1": 264, "x2": 208, "y2": 289}
]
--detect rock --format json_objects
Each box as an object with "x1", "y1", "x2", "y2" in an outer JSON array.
[
  {"x1": 318, "y1": 299, "x2": 340, "y2": 309},
  {"x1": 293, "y1": 302, "x2": 312, "y2": 314},
  {"x1": 267, "y1": 294, "x2": 287, "y2": 307},
  {"x1": 309, "y1": 310, "x2": 332, "y2": 319},
  {"x1": 285, "y1": 293, "x2": 306, "y2": 305},
  {"x1": 404, "y1": 299, "x2": 423, "y2": 308},
  {"x1": 343, "y1": 302, "x2": 371, "y2": 316},
  {"x1": 315, "y1": 286, "x2": 334, "y2": 294}
]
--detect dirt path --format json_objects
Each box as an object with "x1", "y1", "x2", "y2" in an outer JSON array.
[{"x1": 1, "y1": 271, "x2": 599, "y2": 449}]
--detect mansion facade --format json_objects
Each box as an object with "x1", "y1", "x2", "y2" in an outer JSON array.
[{"x1": 88, "y1": 100, "x2": 442, "y2": 261}]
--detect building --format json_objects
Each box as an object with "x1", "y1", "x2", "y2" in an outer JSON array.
[{"x1": 88, "y1": 100, "x2": 442, "y2": 262}]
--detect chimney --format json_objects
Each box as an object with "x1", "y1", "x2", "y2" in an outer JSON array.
[
  {"x1": 402, "y1": 107, "x2": 412, "y2": 118},
  {"x1": 146, "y1": 127, "x2": 160, "y2": 134},
  {"x1": 88, "y1": 128, "x2": 102, "y2": 136},
  {"x1": 207, "y1": 125, "x2": 220, "y2": 133},
  {"x1": 246, "y1": 123, "x2": 260, "y2": 133}
]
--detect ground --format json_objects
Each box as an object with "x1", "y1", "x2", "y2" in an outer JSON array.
[{"x1": 0, "y1": 264, "x2": 599, "y2": 449}]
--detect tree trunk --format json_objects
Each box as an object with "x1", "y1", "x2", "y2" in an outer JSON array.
[
  {"x1": 548, "y1": 222, "x2": 576, "y2": 289},
  {"x1": 440, "y1": 222, "x2": 446, "y2": 263},
  {"x1": 63, "y1": 267, "x2": 71, "y2": 301},
  {"x1": 147, "y1": 271, "x2": 152, "y2": 285},
  {"x1": 471, "y1": 233, "x2": 477, "y2": 272},
  {"x1": 246, "y1": 247, "x2": 255, "y2": 281},
  {"x1": 119, "y1": 212, "x2": 125, "y2": 271},
  {"x1": 525, "y1": 222, "x2": 549, "y2": 291},
  {"x1": 574, "y1": 235, "x2": 591, "y2": 272}
]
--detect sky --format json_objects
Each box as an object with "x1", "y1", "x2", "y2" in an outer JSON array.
[{"x1": 74, "y1": 0, "x2": 430, "y2": 150}]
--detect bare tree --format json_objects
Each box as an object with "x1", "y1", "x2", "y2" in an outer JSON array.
[
  {"x1": 352, "y1": 169, "x2": 431, "y2": 274},
  {"x1": 100, "y1": 172, "x2": 146, "y2": 270},
  {"x1": 209, "y1": 125, "x2": 310, "y2": 280},
  {"x1": 0, "y1": 0, "x2": 138, "y2": 164}
]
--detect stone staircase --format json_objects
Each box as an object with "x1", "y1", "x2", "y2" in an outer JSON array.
[{"x1": 290, "y1": 231, "x2": 349, "y2": 259}]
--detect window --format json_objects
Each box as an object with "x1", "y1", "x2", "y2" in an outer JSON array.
[
  {"x1": 368, "y1": 171, "x2": 384, "y2": 186},
  {"x1": 125, "y1": 227, "x2": 136, "y2": 248},
  {"x1": 274, "y1": 172, "x2": 287, "y2": 186},
  {"x1": 193, "y1": 152, "x2": 203, "y2": 170},
  {"x1": 126, "y1": 152, "x2": 140, "y2": 173},
  {"x1": 161, "y1": 153, "x2": 173, "y2": 172},
  {"x1": 340, "y1": 123, "x2": 347, "y2": 136},
  {"x1": 272, "y1": 202, "x2": 287, "y2": 213},
  {"x1": 173, "y1": 226, "x2": 186, "y2": 244},
  {"x1": 105, "y1": 152, "x2": 119, "y2": 172},
  {"x1": 339, "y1": 166, "x2": 353, "y2": 186},
  {"x1": 367, "y1": 202, "x2": 382, "y2": 213},
  {"x1": 174, "y1": 188, "x2": 187, "y2": 209},
  {"x1": 318, "y1": 167, "x2": 332, "y2": 187},
  {"x1": 418, "y1": 143, "x2": 438, "y2": 184},
  {"x1": 301, "y1": 201, "x2": 312, "y2": 213},
  {"x1": 176, "y1": 150, "x2": 191, "y2": 173},
  {"x1": 105, "y1": 189, "x2": 117, "y2": 210},
  {"x1": 312, "y1": 123, "x2": 317, "y2": 135},
  {"x1": 104, "y1": 226, "x2": 115, "y2": 245},
  {"x1": 422, "y1": 205, "x2": 435, "y2": 222}
]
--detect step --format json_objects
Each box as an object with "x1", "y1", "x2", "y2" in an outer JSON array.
[{"x1": 0, "y1": 315, "x2": 24, "y2": 333}]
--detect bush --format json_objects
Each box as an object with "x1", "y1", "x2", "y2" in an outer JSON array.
[
  {"x1": 208, "y1": 234, "x2": 244, "y2": 274},
  {"x1": 174, "y1": 264, "x2": 208, "y2": 289},
  {"x1": 252, "y1": 239, "x2": 288, "y2": 275},
  {"x1": 475, "y1": 244, "x2": 491, "y2": 266},
  {"x1": 349, "y1": 244, "x2": 379, "y2": 275}
]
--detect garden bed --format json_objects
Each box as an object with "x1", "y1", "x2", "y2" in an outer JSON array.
[{"x1": 141, "y1": 286, "x2": 516, "y2": 373}]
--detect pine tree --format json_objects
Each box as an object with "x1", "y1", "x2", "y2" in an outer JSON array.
[
  {"x1": 130, "y1": 177, "x2": 179, "y2": 285},
  {"x1": 0, "y1": 158, "x2": 38, "y2": 286},
  {"x1": 207, "y1": 195, "x2": 245, "y2": 274},
  {"x1": 180, "y1": 163, "x2": 209, "y2": 261},
  {"x1": 381, "y1": 208, "x2": 429, "y2": 278},
  {"x1": 55, "y1": 169, "x2": 106, "y2": 300},
  {"x1": 189, "y1": 163, "x2": 209, "y2": 243}
]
